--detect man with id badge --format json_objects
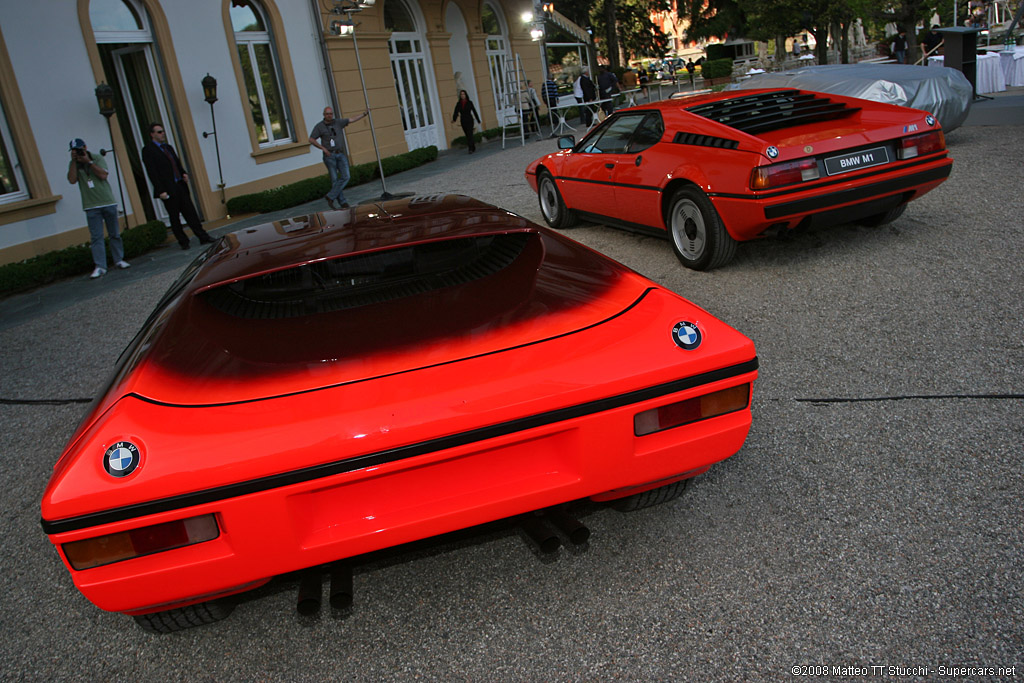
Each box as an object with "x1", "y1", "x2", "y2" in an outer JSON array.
[
  {"x1": 309, "y1": 106, "x2": 368, "y2": 209},
  {"x1": 67, "y1": 138, "x2": 129, "y2": 279}
]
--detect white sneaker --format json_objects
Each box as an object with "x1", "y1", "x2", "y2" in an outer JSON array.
[
  {"x1": 114, "y1": 260, "x2": 131, "y2": 269},
  {"x1": 90, "y1": 267, "x2": 106, "y2": 279}
]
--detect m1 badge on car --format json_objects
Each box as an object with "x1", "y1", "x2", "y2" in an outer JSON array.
[
  {"x1": 672, "y1": 321, "x2": 702, "y2": 350},
  {"x1": 104, "y1": 441, "x2": 140, "y2": 477}
]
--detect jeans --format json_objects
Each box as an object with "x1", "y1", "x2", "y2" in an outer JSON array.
[
  {"x1": 85, "y1": 204, "x2": 122, "y2": 269},
  {"x1": 324, "y1": 151, "x2": 350, "y2": 204}
]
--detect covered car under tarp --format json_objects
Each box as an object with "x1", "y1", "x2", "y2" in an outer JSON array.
[{"x1": 727, "y1": 63, "x2": 973, "y2": 131}]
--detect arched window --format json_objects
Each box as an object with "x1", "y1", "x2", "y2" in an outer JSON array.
[{"x1": 230, "y1": 0, "x2": 292, "y2": 146}]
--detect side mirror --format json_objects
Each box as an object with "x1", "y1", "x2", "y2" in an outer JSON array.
[{"x1": 557, "y1": 135, "x2": 575, "y2": 150}]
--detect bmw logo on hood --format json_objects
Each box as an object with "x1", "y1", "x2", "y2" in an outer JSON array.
[
  {"x1": 672, "y1": 321, "x2": 702, "y2": 350},
  {"x1": 104, "y1": 441, "x2": 140, "y2": 477}
]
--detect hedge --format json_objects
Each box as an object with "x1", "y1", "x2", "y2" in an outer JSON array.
[
  {"x1": 0, "y1": 219, "x2": 168, "y2": 298},
  {"x1": 226, "y1": 146, "x2": 439, "y2": 215},
  {"x1": 702, "y1": 58, "x2": 734, "y2": 80}
]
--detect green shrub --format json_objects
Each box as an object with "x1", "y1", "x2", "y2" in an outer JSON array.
[
  {"x1": 226, "y1": 146, "x2": 439, "y2": 215},
  {"x1": 702, "y1": 58, "x2": 734, "y2": 80},
  {"x1": 0, "y1": 219, "x2": 168, "y2": 297}
]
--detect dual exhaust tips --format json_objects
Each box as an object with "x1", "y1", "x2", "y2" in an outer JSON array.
[
  {"x1": 520, "y1": 507, "x2": 591, "y2": 554},
  {"x1": 294, "y1": 507, "x2": 590, "y2": 614},
  {"x1": 297, "y1": 564, "x2": 353, "y2": 617}
]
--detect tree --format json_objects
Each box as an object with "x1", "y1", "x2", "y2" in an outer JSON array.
[{"x1": 558, "y1": 0, "x2": 670, "y2": 69}]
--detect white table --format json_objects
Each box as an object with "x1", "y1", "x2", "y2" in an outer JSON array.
[
  {"x1": 928, "y1": 52, "x2": 1006, "y2": 94},
  {"x1": 998, "y1": 46, "x2": 1024, "y2": 87},
  {"x1": 618, "y1": 88, "x2": 641, "y2": 107}
]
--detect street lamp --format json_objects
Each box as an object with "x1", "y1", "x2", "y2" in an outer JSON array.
[
  {"x1": 200, "y1": 73, "x2": 226, "y2": 207},
  {"x1": 330, "y1": 0, "x2": 409, "y2": 202},
  {"x1": 93, "y1": 83, "x2": 127, "y2": 232}
]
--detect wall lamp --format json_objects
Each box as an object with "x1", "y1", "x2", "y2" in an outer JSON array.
[
  {"x1": 200, "y1": 74, "x2": 226, "y2": 206},
  {"x1": 93, "y1": 83, "x2": 126, "y2": 230}
]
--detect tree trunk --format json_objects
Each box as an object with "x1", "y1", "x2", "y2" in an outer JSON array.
[{"x1": 603, "y1": 0, "x2": 621, "y2": 70}]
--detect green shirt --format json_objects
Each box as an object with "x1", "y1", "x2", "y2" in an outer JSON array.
[{"x1": 76, "y1": 152, "x2": 117, "y2": 211}]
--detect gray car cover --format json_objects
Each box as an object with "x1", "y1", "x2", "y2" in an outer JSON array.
[{"x1": 727, "y1": 63, "x2": 973, "y2": 131}]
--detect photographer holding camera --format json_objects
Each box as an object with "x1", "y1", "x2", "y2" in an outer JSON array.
[{"x1": 67, "y1": 138, "x2": 129, "y2": 279}]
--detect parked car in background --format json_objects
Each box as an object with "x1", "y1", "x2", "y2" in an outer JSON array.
[{"x1": 527, "y1": 88, "x2": 953, "y2": 270}]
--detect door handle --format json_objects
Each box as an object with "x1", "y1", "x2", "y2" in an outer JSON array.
[
  {"x1": 635, "y1": 156, "x2": 642, "y2": 167},
  {"x1": 605, "y1": 163, "x2": 615, "y2": 169}
]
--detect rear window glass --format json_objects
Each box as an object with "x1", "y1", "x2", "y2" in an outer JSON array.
[{"x1": 201, "y1": 232, "x2": 532, "y2": 319}]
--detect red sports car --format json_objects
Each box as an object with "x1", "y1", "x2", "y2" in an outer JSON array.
[
  {"x1": 526, "y1": 88, "x2": 953, "y2": 270},
  {"x1": 41, "y1": 195, "x2": 758, "y2": 632}
]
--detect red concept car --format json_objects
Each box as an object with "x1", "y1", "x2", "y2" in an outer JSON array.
[
  {"x1": 526, "y1": 88, "x2": 953, "y2": 270},
  {"x1": 41, "y1": 195, "x2": 758, "y2": 632}
]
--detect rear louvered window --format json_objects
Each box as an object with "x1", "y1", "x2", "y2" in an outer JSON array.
[
  {"x1": 201, "y1": 232, "x2": 532, "y2": 319},
  {"x1": 687, "y1": 90, "x2": 859, "y2": 134}
]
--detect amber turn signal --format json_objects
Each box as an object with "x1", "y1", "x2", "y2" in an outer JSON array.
[
  {"x1": 634, "y1": 384, "x2": 750, "y2": 436},
  {"x1": 62, "y1": 514, "x2": 219, "y2": 570}
]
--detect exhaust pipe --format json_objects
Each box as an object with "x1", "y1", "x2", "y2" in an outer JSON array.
[
  {"x1": 297, "y1": 570, "x2": 322, "y2": 616},
  {"x1": 329, "y1": 564, "x2": 354, "y2": 610},
  {"x1": 546, "y1": 508, "x2": 590, "y2": 546},
  {"x1": 521, "y1": 515, "x2": 561, "y2": 554}
]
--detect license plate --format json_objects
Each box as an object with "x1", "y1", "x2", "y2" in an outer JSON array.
[{"x1": 824, "y1": 147, "x2": 890, "y2": 176}]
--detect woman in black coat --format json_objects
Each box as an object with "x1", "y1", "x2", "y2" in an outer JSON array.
[{"x1": 452, "y1": 90, "x2": 481, "y2": 153}]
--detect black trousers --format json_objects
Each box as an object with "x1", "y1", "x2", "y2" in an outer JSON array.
[
  {"x1": 461, "y1": 121, "x2": 476, "y2": 151},
  {"x1": 161, "y1": 180, "x2": 210, "y2": 246}
]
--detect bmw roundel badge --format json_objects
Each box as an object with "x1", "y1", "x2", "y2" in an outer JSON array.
[
  {"x1": 766, "y1": 146, "x2": 779, "y2": 159},
  {"x1": 672, "y1": 321, "x2": 702, "y2": 350},
  {"x1": 925, "y1": 115, "x2": 936, "y2": 127},
  {"x1": 104, "y1": 441, "x2": 140, "y2": 477}
]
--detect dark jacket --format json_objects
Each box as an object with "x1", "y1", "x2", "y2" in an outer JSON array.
[
  {"x1": 452, "y1": 99, "x2": 481, "y2": 127},
  {"x1": 579, "y1": 74, "x2": 597, "y2": 102},
  {"x1": 142, "y1": 141, "x2": 187, "y2": 198}
]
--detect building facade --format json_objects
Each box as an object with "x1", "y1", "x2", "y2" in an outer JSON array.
[{"x1": 0, "y1": 0, "x2": 545, "y2": 266}]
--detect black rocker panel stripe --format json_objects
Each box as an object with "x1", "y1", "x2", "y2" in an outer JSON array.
[
  {"x1": 41, "y1": 357, "x2": 759, "y2": 535},
  {"x1": 763, "y1": 165, "x2": 951, "y2": 219}
]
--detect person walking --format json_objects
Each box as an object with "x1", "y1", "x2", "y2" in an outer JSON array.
[
  {"x1": 596, "y1": 65, "x2": 618, "y2": 115},
  {"x1": 451, "y1": 90, "x2": 481, "y2": 153},
  {"x1": 67, "y1": 138, "x2": 129, "y2": 279},
  {"x1": 892, "y1": 28, "x2": 908, "y2": 63},
  {"x1": 141, "y1": 123, "x2": 213, "y2": 250},
  {"x1": 308, "y1": 106, "x2": 368, "y2": 209},
  {"x1": 573, "y1": 69, "x2": 597, "y2": 127}
]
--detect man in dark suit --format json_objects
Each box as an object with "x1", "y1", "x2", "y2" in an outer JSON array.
[{"x1": 141, "y1": 122, "x2": 213, "y2": 249}]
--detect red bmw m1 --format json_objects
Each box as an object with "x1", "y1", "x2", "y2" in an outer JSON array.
[
  {"x1": 526, "y1": 88, "x2": 953, "y2": 270},
  {"x1": 40, "y1": 195, "x2": 757, "y2": 632}
]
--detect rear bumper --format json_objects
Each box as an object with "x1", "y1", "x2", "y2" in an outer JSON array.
[
  {"x1": 712, "y1": 156, "x2": 952, "y2": 240},
  {"x1": 46, "y1": 361, "x2": 757, "y2": 614}
]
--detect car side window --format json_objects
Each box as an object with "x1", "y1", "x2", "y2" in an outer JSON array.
[
  {"x1": 626, "y1": 113, "x2": 664, "y2": 154},
  {"x1": 578, "y1": 114, "x2": 648, "y2": 154}
]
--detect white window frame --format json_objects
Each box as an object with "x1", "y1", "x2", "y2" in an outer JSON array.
[
  {"x1": 0, "y1": 97, "x2": 28, "y2": 205},
  {"x1": 232, "y1": 1, "x2": 293, "y2": 147}
]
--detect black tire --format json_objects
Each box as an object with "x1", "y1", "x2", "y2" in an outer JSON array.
[
  {"x1": 133, "y1": 599, "x2": 235, "y2": 634},
  {"x1": 611, "y1": 478, "x2": 690, "y2": 512},
  {"x1": 860, "y1": 203, "x2": 906, "y2": 227},
  {"x1": 537, "y1": 171, "x2": 578, "y2": 229},
  {"x1": 667, "y1": 186, "x2": 737, "y2": 271}
]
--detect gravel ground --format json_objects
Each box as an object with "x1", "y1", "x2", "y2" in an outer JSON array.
[{"x1": 1, "y1": 106, "x2": 1021, "y2": 681}]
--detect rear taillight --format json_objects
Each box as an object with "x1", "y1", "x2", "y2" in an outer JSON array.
[
  {"x1": 62, "y1": 514, "x2": 219, "y2": 570},
  {"x1": 897, "y1": 130, "x2": 945, "y2": 159},
  {"x1": 750, "y1": 159, "x2": 820, "y2": 190},
  {"x1": 634, "y1": 384, "x2": 751, "y2": 436}
]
